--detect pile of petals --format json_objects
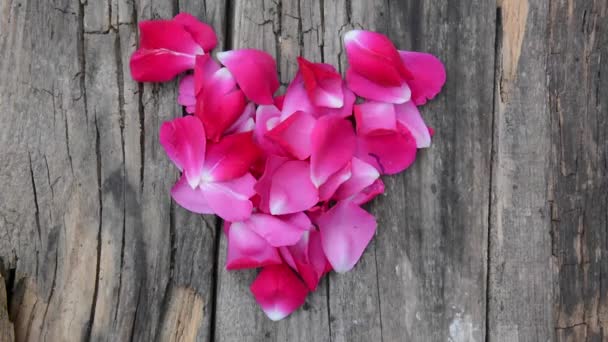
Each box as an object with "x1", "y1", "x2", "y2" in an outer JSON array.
[{"x1": 130, "y1": 13, "x2": 445, "y2": 321}]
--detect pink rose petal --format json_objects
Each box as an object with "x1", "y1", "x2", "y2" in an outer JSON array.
[
  {"x1": 202, "y1": 131, "x2": 260, "y2": 182},
  {"x1": 170, "y1": 175, "x2": 213, "y2": 214},
  {"x1": 226, "y1": 221, "x2": 282, "y2": 270},
  {"x1": 266, "y1": 111, "x2": 317, "y2": 160},
  {"x1": 310, "y1": 117, "x2": 356, "y2": 187},
  {"x1": 395, "y1": 101, "x2": 431, "y2": 148},
  {"x1": 356, "y1": 126, "x2": 417, "y2": 175},
  {"x1": 399, "y1": 50, "x2": 446, "y2": 105},
  {"x1": 298, "y1": 57, "x2": 344, "y2": 108},
  {"x1": 250, "y1": 264, "x2": 309, "y2": 321},
  {"x1": 269, "y1": 160, "x2": 319, "y2": 215},
  {"x1": 354, "y1": 101, "x2": 397, "y2": 135},
  {"x1": 200, "y1": 173, "x2": 256, "y2": 221},
  {"x1": 159, "y1": 116, "x2": 206, "y2": 188},
  {"x1": 333, "y1": 157, "x2": 380, "y2": 200},
  {"x1": 346, "y1": 69, "x2": 411, "y2": 104}
]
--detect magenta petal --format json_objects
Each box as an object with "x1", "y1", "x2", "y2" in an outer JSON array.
[
  {"x1": 254, "y1": 105, "x2": 285, "y2": 156},
  {"x1": 298, "y1": 57, "x2": 344, "y2": 108},
  {"x1": 226, "y1": 221, "x2": 282, "y2": 270},
  {"x1": 343, "y1": 30, "x2": 411, "y2": 86},
  {"x1": 246, "y1": 213, "x2": 310, "y2": 247},
  {"x1": 202, "y1": 131, "x2": 260, "y2": 182},
  {"x1": 318, "y1": 201, "x2": 377, "y2": 273},
  {"x1": 269, "y1": 160, "x2": 319, "y2": 215},
  {"x1": 138, "y1": 19, "x2": 202, "y2": 55},
  {"x1": 399, "y1": 50, "x2": 446, "y2": 105},
  {"x1": 178, "y1": 75, "x2": 196, "y2": 113},
  {"x1": 225, "y1": 102, "x2": 256, "y2": 134},
  {"x1": 171, "y1": 175, "x2": 213, "y2": 214},
  {"x1": 255, "y1": 156, "x2": 289, "y2": 214},
  {"x1": 194, "y1": 54, "x2": 221, "y2": 95},
  {"x1": 173, "y1": 13, "x2": 217, "y2": 52},
  {"x1": 283, "y1": 230, "x2": 328, "y2": 290},
  {"x1": 250, "y1": 264, "x2": 309, "y2": 321},
  {"x1": 346, "y1": 69, "x2": 411, "y2": 104},
  {"x1": 350, "y1": 178, "x2": 385, "y2": 205},
  {"x1": 395, "y1": 101, "x2": 431, "y2": 148},
  {"x1": 354, "y1": 101, "x2": 397, "y2": 135},
  {"x1": 310, "y1": 117, "x2": 356, "y2": 187},
  {"x1": 201, "y1": 173, "x2": 255, "y2": 221},
  {"x1": 356, "y1": 127, "x2": 417, "y2": 175},
  {"x1": 217, "y1": 49, "x2": 280, "y2": 105},
  {"x1": 130, "y1": 49, "x2": 195, "y2": 82},
  {"x1": 266, "y1": 111, "x2": 316, "y2": 160},
  {"x1": 281, "y1": 77, "x2": 316, "y2": 119},
  {"x1": 334, "y1": 157, "x2": 380, "y2": 200},
  {"x1": 159, "y1": 116, "x2": 206, "y2": 188},
  {"x1": 318, "y1": 163, "x2": 352, "y2": 201}
]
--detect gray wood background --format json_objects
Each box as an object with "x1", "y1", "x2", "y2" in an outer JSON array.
[{"x1": 0, "y1": 0, "x2": 606, "y2": 341}]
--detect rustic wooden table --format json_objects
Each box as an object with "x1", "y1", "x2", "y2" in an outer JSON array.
[{"x1": 0, "y1": 0, "x2": 606, "y2": 341}]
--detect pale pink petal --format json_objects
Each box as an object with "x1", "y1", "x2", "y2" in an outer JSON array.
[
  {"x1": 225, "y1": 102, "x2": 256, "y2": 134},
  {"x1": 226, "y1": 221, "x2": 282, "y2": 270},
  {"x1": 250, "y1": 264, "x2": 309, "y2": 321},
  {"x1": 395, "y1": 101, "x2": 431, "y2": 148},
  {"x1": 246, "y1": 213, "x2": 310, "y2": 247},
  {"x1": 217, "y1": 49, "x2": 280, "y2": 105},
  {"x1": 318, "y1": 163, "x2": 352, "y2": 201},
  {"x1": 298, "y1": 57, "x2": 344, "y2": 108},
  {"x1": 318, "y1": 201, "x2": 377, "y2": 273},
  {"x1": 399, "y1": 50, "x2": 446, "y2": 105},
  {"x1": 356, "y1": 126, "x2": 417, "y2": 175},
  {"x1": 350, "y1": 178, "x2": 385, "y2": 205},
  {"x1": 280, "y1": 212, "x2": 313, "y2": 231},
  {"x1": 310, "y1": 117, "x2": 356, "y2": 187},
  {"x1": 254, "y1": 105, "x2": 285, "y2": 156},
  {"x1": 334, "y1": 157, "x2": 380, "y2": 200},
  {"x1": 201, "y1": 173, "x2": 256, "y2": 221},
  {"x1": 269, "y1": 160, "x2": 319, "y2": 215},
  {"x1": 266, "y1": 111, "x2": 316, "y2": 160},
  {"x1": 343, "y1": 30, "x2": 411, "y2": 86},
  {"x1": 178, "y1": 75, "x2": 196, "y2": 113},
  {"x1": 170, "y1": 175, "x2": 213, "y2": 214},
  {"x1": 346, "y1": 69, "x2": 411, "y2": 104},
  {"x1": 173, "y1": 13, "x2": 217, "y2": 52},
  {"x1": 159, "y1": 116, "x2": 206, "y2": 188},
  {"x1": 354, "y1": 101, "x2": 397, "y2": 135},
  {"x1": 202, "y1": 132, "x2": 260, "y2": 182}
]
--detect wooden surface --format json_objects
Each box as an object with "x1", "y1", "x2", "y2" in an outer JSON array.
[{"x1": 0, "y1": 0, "x2": 606, "y2": 341}]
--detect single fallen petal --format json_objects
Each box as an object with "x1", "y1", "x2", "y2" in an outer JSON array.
[
  {"x1": 346, "y1": 68, "x2": 411, "y2": 104},
  {"x1": 130, "y1": 49, "x2": 196, "y2": 82},
  {"x1": 354, "y1": 101, "x2": 397, "y2": 135},
  {"x1": 250, "y1": 264, "x2": 309, "y2": 321},
  {"x1": 356, "y1": 126, "x2": 417, "y2": 175},
  {"x1": 266, "y1": 111, "x2": 317, "y2": 160},
  {"x1": 217, "y1": 49, "x2": 280, "y2": 105},
  {"x1": 226, "y1": 221, "x2": 282, "y2": 270},
  {"x1": 350, "y1": 178, "x2": 385, "y2": 205},
  {"x1": 269, "y1": 160, "x2": 319, "y2": 215},
  {"x1": 298, "y1": 57, "x2": 344, "y2": 108},
  {"x1": 159, "y1": 116, "x2": 206, "y2": 188},
  {"x1": 178, "y1": 75, "x2": 196, "y2": 113},
  {"x1": 171, "y1": 175, "x2": 213, "y2": 214},
  {"x1": 202, "y1": 131, "x2": 260, "y2": 182},
  {"x1": 201, "y1": 173, "x2": 256, "y2": 221},
  {"x1": 344, "y1": 30, "x2": 411, "y2": 86},
  {"x1": 399, "y1": 50, "x2": 446, "y2": 105},
  {"x1": 318, "y1": 201, "x2": 377, "y2": 273},
  {"x1": 173, "y1": 13, "x2": 218, "y2": 52},
  {"x1": 333, "y1": 157, "x2": 380, "y2": 200},
  {"x1": 395, "y1": 101, "x2": 431, "y2": 148},
  {"x1": 310, "y1": 117, "x2": 356, "y2": 187},
  {"x1": 138, "y1": 18, "x2": 202, "y2": 54}
]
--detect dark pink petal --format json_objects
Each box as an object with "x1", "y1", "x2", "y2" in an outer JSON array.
[
  {"x1": 310, "y1": 117, "x2": 356, "y2": 187},
  {"x1": 255, "y1": 156, "x2": 289, "y2": 214},
  {"x1": 266, "y1": 111, "x2": 316, "y2": 160},
  {"x1": 178, "y1": 75, "x2": 196, "y2": 113},
  {"x1": 282, "y1": 76, "x2": 355, "y2": 119},
  {"x1": 173, "y1": 13, "x2": 217, "y2": 52},
  {"x1": 346, "y1": 69, "x2": 411, "y2": 104},
  {"x1": 343, "y1": 30, "x2": 411, "y2": 86},
  {"x1": 194, "y1": 54, "x2": 221, "y2": 95},
  {"x1": 200, "y1": 173, "x2": 256, "y2": 221},
  {"x1": 171, "y1": 175, "x2": 213, "y2": 214},
  {"x1": 269, "y1": 160, "x2": 319, "y2": 215},
  {"x1": 318, "y1": 201, "x2": 377, "y2": 273},
  {"x1": 282, "y1": 230, "x2": 328, "y2": 290},
  {"x1": 356, "y1": 126, "x2": 417, "y2": 175},
  {"x1": 395, "y1": 101, "x2": 431, "y2": 148},
  {"x1": 399, "y1": 50, "x2": 446, "y2": 105},
  {"x1": 351, "y1": 178, "x2": 385, "y2": 205},
  {"x1": 298, "y1": 57, "x2": 344, "y2": 108},
  {"x1": 250, "y1": 264, "x2": 309, "y2": 321},
  {"x1": 217, "y1": 49, "x2": 280, "y2": 105},
  {"x1": 159, "y1": 116, "x2": 206, "y2": 188},
  {"x1": 354, "y1": 101, "x2": 397, "y2": 135},
  {"x1": 318, "y1": 163, "x2": 352, "y2": 201},
  {"x1": 226, "y1": 221, "x2": 282, "y2": 270},
  {"x1": 254, "y1": 105, "x2": 285, "y2": 156},
  {"x1": 202, "y1": 131, "x2": 260, "y2": 182},
  {"x1": 334, "y1": 157, "x2": 379, "y2": 200},
  {"x1": 246, "y1": 213, "x2": 310, "y2": 247},
  {"x1": 138, "y1": 19, "x2": 202, "y2": 54},
  {"x1": 130, "y1": 49, "x2": 196, "y2": 82},
  {"x1": 225, "y1": 102, "x2": 256, "y2": 134}
]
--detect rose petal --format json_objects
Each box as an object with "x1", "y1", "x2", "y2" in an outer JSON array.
[
  {"x1": 266, "y1": 111, "x2": 316, "y2": 160},
  {"x1": 226, "y1": 221, "x2": 282, "y2": 270},
  {"x1": 130, "y1": 49, "x2": 196, "y2": 82},
  {"x1": 178, "y1": 75, "x2": 196, "y2": 113},
  {"x1": 310, "y1": 117, "x2": 356, "y2": 187},
  {"x1": 399, "y1": 50, "x2": 446, "y2": 105},
  {"x1": 202, "y1": 131, "x2": 260, "y2": 182},
  {"x1": 350, "y1": 178, "x2": 385, "y2": 205},
  {"x1": 318, "y1": 162, "x2": 352, "y2": 201},
  {"x1": 346, "y1": 69, "x2": 411, "y2": 104},
  {"x1": 225, "y1": 102, "x2": 256, "y2": 134},
  {"x1": 194, "y1": 54, "x2": 221, "y2": 95},
  {"x1": 170, "y1": 175, "x2": 213, "y2": 214},
  {"x1": 159, "y1": 116, "x2": 206, "y2": 188},
  {"x1": 356, "y1": 126, "x2": 417, "y2": 175},
  {"x1": 298, "y1": 57, "x2": 344, "y2": 108},
  {"x1": 250, "y1": 264, "x2": 309, "y2": 321},
  {"x1": 201, "y1": 173, "x2": 255, "y2": 221},
  {"x1": 333, "y1": 157, "x2": 380, "y2": 200},
  {"x1": 246, "y1": 213, "x2": 310, "y2": 247},
  {"x1": 269, "y1": 160, "x2": 319, "y2": 215},
  {"x1": 254, "y1": 105, "x2": 285, "y2": 156},
  {"x1": 318, "y1": 201, "x2": 377, "y2": 273},
  {"x1": 173, "y1": 13, "x2": 217, "y2": 52},
  {"x1": 217, "y1": 49, "x2": 280, "y2": 105},
  {"x1": 354, "y1": 101, "x2": 397, "y2": 135},
  {"x1": 282, "y1": 230, "x2": 329, "y2": 290},
  {"x1": 395, "y1": 101, "x2": 431, "y2": 148}
]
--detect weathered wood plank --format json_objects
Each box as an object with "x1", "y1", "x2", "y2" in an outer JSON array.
[
  {"x1": 487, "y1": 0, "x2": 553, "y2": 341},
  {"x1": 548, "y1": 1, "x2": 608, "y2": 341},
  {"x1": 322, "y1": 1, "x2": 495, "y2": 341},
  {"x1": 214, "y1": 1, "x2": 331, "y2": 341},
  {"x1": 0, "y1": 272, "x2": 14, "y2": 342}
]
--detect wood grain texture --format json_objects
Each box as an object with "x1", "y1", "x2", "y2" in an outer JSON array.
[{"x1": 0, "y1": 273, "x2": 14, "y2": 342}]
